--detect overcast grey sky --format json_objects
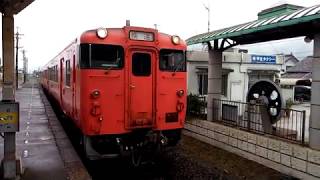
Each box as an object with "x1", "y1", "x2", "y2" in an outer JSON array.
[{"x1": 11, "y1": 0, "x2": 320, "y2": 71}]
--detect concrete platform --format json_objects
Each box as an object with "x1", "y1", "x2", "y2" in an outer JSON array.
[{"x1": 0, "y1": 79, "x2": 90, "y2": 180}]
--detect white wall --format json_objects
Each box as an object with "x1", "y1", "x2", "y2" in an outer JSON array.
[
  {"x1": 282, "y1": 58, "x2": 298, "y2": 71},
  {"x1": 282, "y1": 87, "x2": 294, "y2": 102},
  {"x1": 187, "y1": 50, "x2": 284, "y2": 102},
  {"x1": 222, "y1": 63, "x2": 246, "y2": 101},
  {"x1": 187, "y1": 61, "x2": 208, "y2": 95}
]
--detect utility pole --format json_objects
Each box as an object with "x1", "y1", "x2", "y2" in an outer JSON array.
[
  {"x1": 15, "y1": 27, "x2": 23, "y2": 89},
  {"x1": 22, "y1": 50, "x2": 28, "y2": 83},
  {"x1": 203, "y1": 3, "x2": 210, "y2": 32}
]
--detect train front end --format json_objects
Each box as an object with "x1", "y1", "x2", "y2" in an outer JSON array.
[{"x1": 78, "y1": 26, "x2": 186, "y2": 160}]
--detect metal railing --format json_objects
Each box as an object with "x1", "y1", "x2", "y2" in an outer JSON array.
[{"x1": 212, "y1": 99, "x2": 307, "y2": 145}]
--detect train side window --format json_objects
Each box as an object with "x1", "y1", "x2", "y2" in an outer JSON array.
[
  {"x1": 132, "y1": 53, "x2": 151, "y2": 76},
  {"x1": 50, "y1": 67, "x2": 53, "y2": 81},
  {"x1": 55, "y1": 65, "x2": 58, "y2": 82},
  {"x1": 159, "y1": 49, "x2": 185, "y2": 72},
  {"x1": 48, "y1": 68, "x2": 51, "y2": 80},
  {"x1": 65, "y1": 60, "x2": 71, "y2": 86},
  {"x1": 52, "y1": 67, "x2": 54, "y2": 81},
  {"x1": 49, "y1": 66, "x2": 58, "y2": 82}
]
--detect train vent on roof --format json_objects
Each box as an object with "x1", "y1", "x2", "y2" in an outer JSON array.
[{"x1": 257, "y1": 3, "x2": 304, "y2": 19}]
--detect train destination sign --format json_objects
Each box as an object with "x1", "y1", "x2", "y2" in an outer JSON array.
[{"x1": 251, "y1": 55, "x2": 276, "y2": 64}]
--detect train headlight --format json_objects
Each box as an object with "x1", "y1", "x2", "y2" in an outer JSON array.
[
  {"x1": 96, "y1": 28, "x2": 108, "y2": 39},
  {"x1": 176, "y1": 90, "x2": 184, "y2": 97},
  {"x1": 171, "y1": 35, "x2": 180, "y2": 45},
  {"x1": 91, "y1": 90, "x2": 100, "y2": 98}
]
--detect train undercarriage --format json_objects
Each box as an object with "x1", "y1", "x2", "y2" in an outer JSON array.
[{"x1": 83, "y1": 129, "x2": 182, "y2": 166}]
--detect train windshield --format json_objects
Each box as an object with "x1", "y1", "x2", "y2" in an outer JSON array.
[
  {"x1": 80, "y1": 44, "x2": 124, "y2": 69},
  {"x1": 159, "y1": 49, "x2": 185, "y2": 72}
]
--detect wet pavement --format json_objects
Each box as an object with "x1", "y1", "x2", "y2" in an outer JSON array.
[
  {"x1": 0, "y1": 81, "x2": 66, "y2": 180},
  {"x1": 40, "y1": 84, "x2": 90, "y2": 180},
  {"x1": 0, "y1": 79, "x2": 90, "y2": 180}
]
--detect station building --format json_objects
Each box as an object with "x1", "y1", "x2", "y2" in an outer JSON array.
[
  {"x1": 187, "y1": 48, "x2": 284, "y2": 102},
  {"x1": 280, "y1": 56, "x2": 312, "y2": 102},
  {"x1": 281, "y1": 54, "x2": 299, "y2": 72}
]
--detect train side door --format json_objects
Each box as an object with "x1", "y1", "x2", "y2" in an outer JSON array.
[
  {"x1": 61, "y1": 57, "x2": 73, "y2": 115},
  {"x1": 128, "y1": 50, "x2": 155, "y2": 128},
  {"x1": 60, "y1": 58, "x2": 64, "y2": 108},
  {"x1": 72, "y1": 54, "x2": 76, "y2": 116}
]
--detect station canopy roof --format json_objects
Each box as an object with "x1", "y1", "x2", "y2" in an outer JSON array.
[
  {"x1": 0, "y1": 0, "x2": 34, "y2": 14},
  {"x1": 187, "y1": 4, "x2": 320, "y2": 46}
]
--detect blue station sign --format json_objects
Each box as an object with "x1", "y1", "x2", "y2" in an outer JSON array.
[{"x1": 251, "y1": 55, "x2": 276, "y2": 64}]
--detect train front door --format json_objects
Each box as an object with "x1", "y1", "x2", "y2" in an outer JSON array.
[{"x1": 128, "y1": 50, "x2": 155, "y2": 128}]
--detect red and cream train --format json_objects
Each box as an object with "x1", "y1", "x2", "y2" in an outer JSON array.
[{"x1": 40, "y1": 25, "x2": 187, "y2": 161}]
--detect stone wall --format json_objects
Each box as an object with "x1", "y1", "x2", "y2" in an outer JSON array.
[{"x1": 184, "y1": 119, "x2": 320, "y2": 180}]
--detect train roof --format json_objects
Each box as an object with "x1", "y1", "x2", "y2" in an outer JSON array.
[
  {"x1": 79, "y1": 26, "x2": 186, "y2": 46},
  {"x1": 41, "y1": 26, "x2": 186, "y2": 70}
]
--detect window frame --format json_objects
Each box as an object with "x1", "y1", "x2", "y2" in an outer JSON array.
[
  {"x1": 197, "y1": 70, "x2": 228, "y2": 96},
  {"x1": 65, "y1": 60, "x2": 71, "y2": 87},
  {"x1": 132, "y1": 52, "x2": 151, "y2": 77},
  {"x1": 221, "y1": 74, "x2": 228, "y2": 96},
  {"x1": 159, "y1": 49, "x2": 186, "y2": 72},
  {"x1": 198, "y1": 73, "x2": 208, "y2": 95},
  {"x1": 79, "y1": 43, "x2": 125, "y2": 70},
  {"x1": 55, "y1": 65, "x2": 58, "y2": 82}
]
